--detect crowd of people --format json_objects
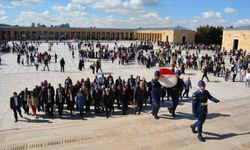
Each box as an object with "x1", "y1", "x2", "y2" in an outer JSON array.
[
  {"x1": 2, "y1": 40, "x2": 249, "y2": 86},
  {"x1": 6, "y1": 39, "x2": 250, "y2": 143},
  {"x1": 10, "y1": 71, "x2": 196, "y2": 120}
]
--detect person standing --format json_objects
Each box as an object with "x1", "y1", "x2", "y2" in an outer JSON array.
[
  {"x1": 92, "y1": 86, "x2": 102, "y2": 114},
  {"x1": 96, "y1": 59, "x2": 103, "y2": 73},
  {"x1": 45, "y1": 88, "x2": 54, "y2": 118},
  {"x1": 151, "y1": 71, "x2": 161, "y2": 119},
  {"x1": 44, "y1": 58, "x2": 49, "y2": 71},
  {"x1": 60, "y1": 58, "x2": 65, "y2": 72},
  {"x1": 67, "y1": 87, "x2": 75, "y2": 116},
  {"x1": 225, "y1": 68, "x2": 230, "y2": 81},
  {"x1": 19, "y1": 88, "x2": 31, "y2": 115},
  {"x1": 10, "y1": 92, "x2": 23, "y2": 122},
  {"x1": 190, "y1": 80, "x2": 220, "y2": 142},
  {"x1": 17, "y1": 53, "x2": 21, "y2": 65},
  {"x1": 133, "y1": 81, "x2": 147, "y2": 115},
  {"x1": 121, "y1": 85, "x2": 129, "y2": 115},
  {"x1": 183, "y1": 77, "x2": 192, "y2": 98},
  {"x1": 55, "y1": 53, "x2": 57, "y2": 63},
  {"x1": 78, "y1": 59, "x2": 83, "y2": 71},
  {"x1": 32, "y1": 86, "x2": 40, "y2": 116},
  {"x1": 85, "y1": 89, "x2": 93, "y2": 115},
  {"x1": 76, "y1": 89, "x2": 86, "y2": 117},
  {"x1": 232, "y1": 67, "x2": 237, "y2": 82},
  {"x1": 90, "y1": 61, "x2": 96, "y2": 74},
  {"x1": 35, "y1": 60, "x2": 39, "y2": 71},
  {"x1": 27, "y1": 94, "x2": 33, "y2": 116},
  {"x1": 103, "y1": 88, "x2": 112, "y2": 118},
  {"x1": 56, "y1": 84, "x2": 65, "y2": 117}
]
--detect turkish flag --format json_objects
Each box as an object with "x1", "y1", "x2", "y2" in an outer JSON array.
[{"x1": 158, "y1": 68, "x2": 177, "y2": 88}]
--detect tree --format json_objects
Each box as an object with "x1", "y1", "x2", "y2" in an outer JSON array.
[{"x1": 195, "y1": 25, "x2": 223, "y2": 45}]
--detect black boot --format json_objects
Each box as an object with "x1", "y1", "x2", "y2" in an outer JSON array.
[
  {"x1": 168, "y1": 107, "x2": 172, "y2": 114},
  {"x1": 154, "y1": 113, "x2": 159, "y2": 119},
  {"x1": 198, "y1": 134, "x2": 206, "y2": 142},
  {"x1": 172, "y1": 113, "x2": 176, "y2": 118},
  {"x1": 190, "y1": 124, "x2": 196, "y2": 134}
]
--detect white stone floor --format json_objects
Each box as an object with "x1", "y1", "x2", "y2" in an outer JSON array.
[{"x1": 0, "y1": 41, "x2": 250, "y2": 149}]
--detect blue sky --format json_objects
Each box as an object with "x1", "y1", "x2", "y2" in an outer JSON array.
[{"x1": 0, "y1": 0, "x2": 249, "y2": 29}]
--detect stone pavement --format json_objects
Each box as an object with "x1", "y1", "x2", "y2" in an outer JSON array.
[{"x1": 0, "y1": 41, "x2": 250, "y2": 149}]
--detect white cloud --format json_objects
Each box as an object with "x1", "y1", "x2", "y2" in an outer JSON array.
[
  {"x1": 8, "y1": 0, "x2": 43, "y2": 6},
  {"x1": 14, "y1": 10, "x2": 93, "y2": 27},
  {"x1": 236, "y1": 19, "x2": 250, "y2": 26},
  {"x1": 10, "y1": 1, "x2": 245, "y2": 30},
  {"x1": 0, "y1": 3, "x2": 4, "y2": 9},
  {"x1": 224, "y1": 7, "x2": 236, "y2": 14},
  {"x1": 202, "y1": 11, "x2": 223, "y2": 19},
  {"x1": 52, "y1": 3, "x2": 88, "y2": 17},
  {"x1": 71, "y1": 0, "x2": 157, "y2": 15},
  {"x1": 129, "y1": 0, "x2": 158, "y2": 7},
  {"x1": 142, "y1": 12, "x2": 159, "y2": 19},
  {"x1": 0, "y1": 10, "x2": 6, "y2": 16},
  {"x1": 0, "y1": 4, "x2": 8, "y2": 23}
]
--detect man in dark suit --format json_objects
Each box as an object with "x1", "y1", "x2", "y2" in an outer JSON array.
[
  {"x1": 60, "y1": 58, "x2": 65, "y2": 72},
  {"x1": 45, "y1": 88, "x2": 54, "y2": 118},
  {"x1": 56, "y1": 84, "x2": 65, "y2": 117},
  {"x1": 134, "y1": 81, "x2": 147, "y2": 115},
  {"x1": 10, "y1": 92, "x2": 23, "y2": 122},
  {"x1": 92, "y1": 86, "x2": 102, "y2": 114}
]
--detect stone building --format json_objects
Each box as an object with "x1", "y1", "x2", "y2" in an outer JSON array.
[
  {"x1": 222, "y1": 25, "x2": 250, "y2": 53},
  {"x1": 137, "y1": 26, "x2": 195, "y2": 44},
  {"x1": 0, "y1": 25, "x2": 195, "y2": 44},
  {"x1": 0, "y1": 26, "x2": 136, "y2": 41}
]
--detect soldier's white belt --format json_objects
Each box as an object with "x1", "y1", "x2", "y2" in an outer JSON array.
[{"x1": 201, "y1": 103, "x2": 208, "y2": 106}]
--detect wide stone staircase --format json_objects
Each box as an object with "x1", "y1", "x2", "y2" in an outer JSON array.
[{"x1": 0, "y1": 95, "x2": 250, "y2": 150}]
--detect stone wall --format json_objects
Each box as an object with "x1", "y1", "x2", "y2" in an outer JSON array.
[
  {"x1": 222, "y1": 30, "x2": 250, "y2": 53},
  {"x1": 173, "y1": 30, "x2": 195, "y2": 44}
]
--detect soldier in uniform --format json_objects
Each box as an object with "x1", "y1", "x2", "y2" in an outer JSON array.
[
  {"x1": 190, "y1": 80, "x2": 220, "y2": 142},
  {"x1": 151, "y1": 71, "x2": 161, "y2": 119},
  {"x1": 168, "y1": 70, "x2": 183, "y2": 117}
]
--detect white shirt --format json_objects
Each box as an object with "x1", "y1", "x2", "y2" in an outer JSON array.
[
  {"x1": 48, "y1": 92, "x2": 51, "y2": 103},
  {"x1": 70, "y1": 94, "x2": 73, "y2": 101},
  {"x1": 14, "y1": 96, "x2": 18, "y2": 106},
  {"x1": 58, "y1": 91, "x2": 62, "y2": 102}
]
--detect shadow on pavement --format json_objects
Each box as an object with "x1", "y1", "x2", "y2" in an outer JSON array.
[
  {"x1": 19, "y1": 117, "x2": 52, "y2": 123},
  {"x1": 204, "y1": 131, "x2": 250, "y2": 140},
  {"x1": 184, "y1": 73, "x2": 196, "y2": 75},
  {"x1": 160, "y1": 112, "x2": 231, "y2": 120}
]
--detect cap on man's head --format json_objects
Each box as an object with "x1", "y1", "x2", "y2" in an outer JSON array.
[
  {"x1": 175, "y1": 70, "x2": 181, "y2": 75},
  {"x1": 198, "y1": 80, "x2": 206, "y2": 87}
]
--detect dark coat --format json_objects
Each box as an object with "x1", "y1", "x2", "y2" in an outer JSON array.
[
  {"x1": 56, "y1": 87, "x2": 65, "y2": 104},
  {"x1": 10, "y1": 96, "x2": 22, "y2": 109},
  {"x1": 44, "y1": 92, "x2": 55, "y2": 104},
  {"x1": 134, "y1": 86, "x2": 146, "y2": 103},
  {"x1": 103, "y1": 93, "x2": 112, "y2": 107}
]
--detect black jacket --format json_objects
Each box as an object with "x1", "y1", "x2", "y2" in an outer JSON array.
[{"x1": 10, "y1": 96, "x2": 22, "y2": 109}]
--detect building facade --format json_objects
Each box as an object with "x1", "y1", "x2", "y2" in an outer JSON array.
[
  {"x1": 0, "y1": 25, "x2": 195, "y2": 44},
  {"x1": 222, "y1": 25, "x2": 250, "y2": 52},
  {"x1": 137, "y1": 26, "x2": 195, "y2": 44}
]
